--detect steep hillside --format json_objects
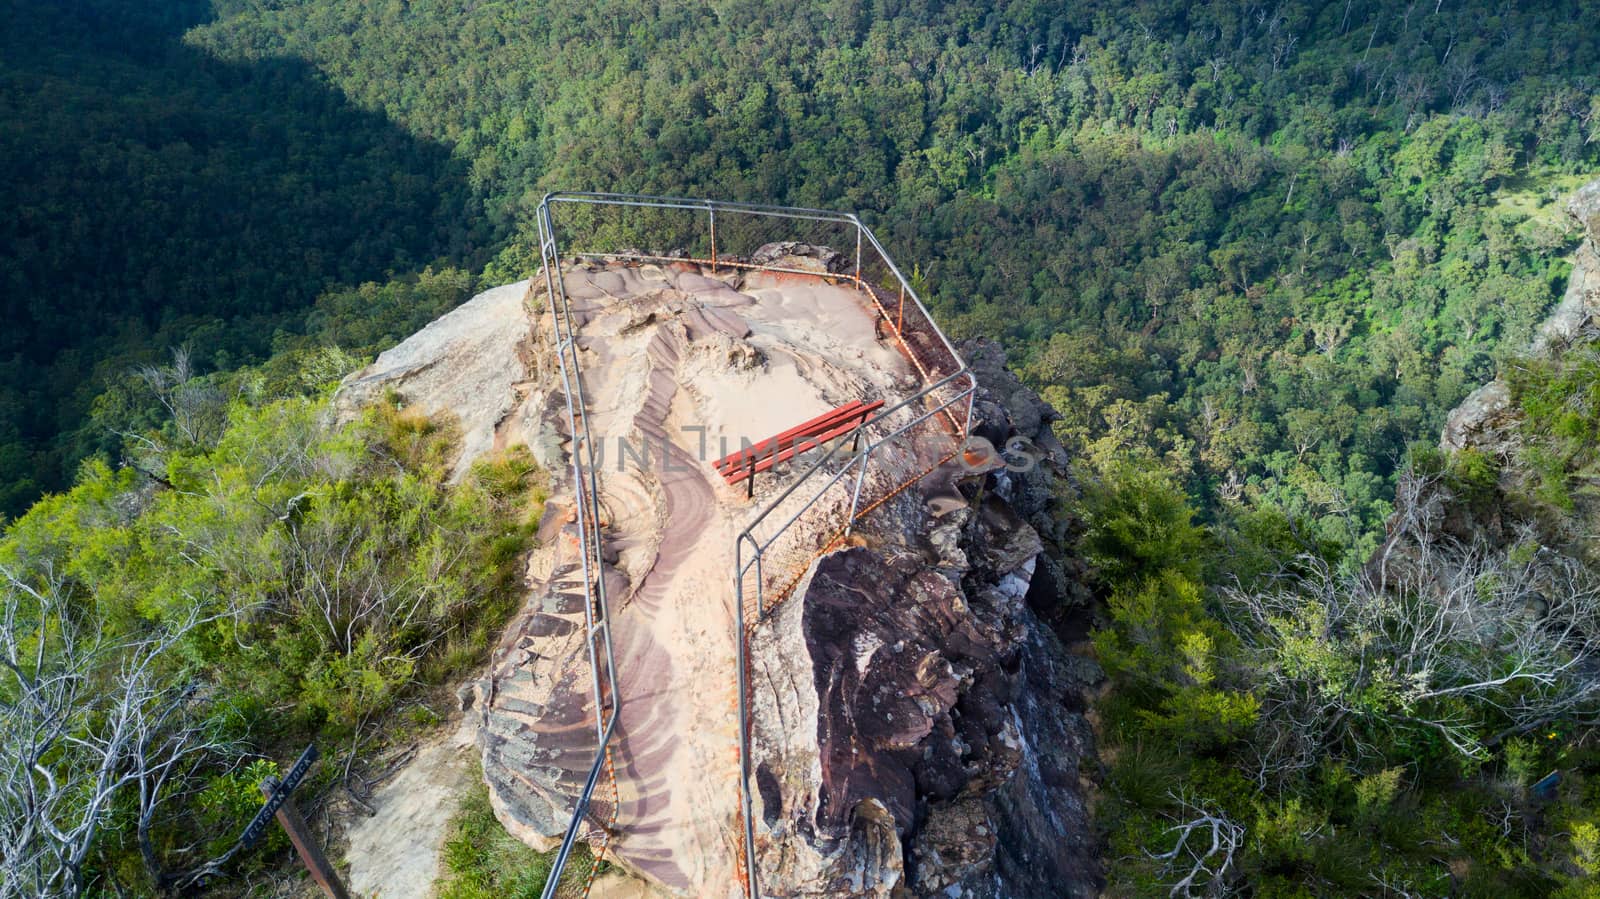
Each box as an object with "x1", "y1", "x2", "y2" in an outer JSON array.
[
  {"x1": 9, "y1": 0, "x2": 1600, "y2": 549},
  {"x1": 1085, "y1": 178, "x2": 1600, "y2": 896},
  {"x1": 1408, "y1": 177, "x2": 1600, "y2": 565}
]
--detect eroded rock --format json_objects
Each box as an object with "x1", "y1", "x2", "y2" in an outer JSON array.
[
  {"x1": 334, "y1": 279, "x2": 542, "y2": 481},
  {"x1": 343, "y1": 258, "x2": 1102, "y2": 897},
  {"x1": 747, "y1": 491, "x2": 1099, "y2": 897},
  {"x1": 749, "y1": 241, "x2": 852, "y2": 274}
]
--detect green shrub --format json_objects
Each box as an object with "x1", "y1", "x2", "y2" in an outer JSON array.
[
  {"x1": 1352, "y1": 766, "x2": 1404, "y2": 827},
  {"x1": 1, "y1": 386, "x2": 541, "y2": 888},
  {"x1": 196, "y1": 760, "x2": 286, "y2": 860},
  {"x1": 1081, "y1": 463, "x2": 1209, "y2": 586},
  {"x1": 435, "y1": 779, "x2": 585, "y2": 899}
]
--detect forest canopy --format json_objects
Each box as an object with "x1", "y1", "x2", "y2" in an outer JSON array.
[
  {"x1": 5, "y1": 1, "x2": 1600, "y2": 896},
  {"x1": 4, "y1": 0, "x2": 1598, "y2": 540}
]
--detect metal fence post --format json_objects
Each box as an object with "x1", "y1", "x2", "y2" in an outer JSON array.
[
  {"x1": 843, "y1": 451, "x2": 871, "y2": 537},
  {"x1": 734, "y1": 539, "x2": 759, "y2": 899},
  {"x1": 854, "y1": 225, "x2": 862, "y2": 283},
  {"x1": 754, "y1": 550, "x2": 765, "y2": 619},
  {"x1": 709, "y1": 204, "x2": 718, "y2": 272}
]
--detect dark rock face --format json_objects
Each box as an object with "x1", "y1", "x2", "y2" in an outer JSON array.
[
  {"x1": 803, "y1": 549, "x2": 998, "y2": 831},
  {"x1": 961, "y1": 337, "x2": 1094, "y2": 619},
  {"x1": 749, "y1": 471, "x2": 1101, "y2": 897}
]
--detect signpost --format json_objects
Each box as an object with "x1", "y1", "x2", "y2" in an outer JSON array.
[{"x1": 238, "y1": 744, "x2": 351, "y2": 899}]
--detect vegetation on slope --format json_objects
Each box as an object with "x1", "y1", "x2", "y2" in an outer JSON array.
[
  {"x1": 3, "y1": 0, "x2": 1597, "y2": 545},
  {"x1": 433, "y1": 774, "x2": 607, "y2": 899},
  {"x1": 1082, "y1": 461, "x2": 1600, "y2": 897},
  {"x1": 1505, "y1": 342, "x2": 1600, "y2": 539},
  {"x1": 0, "y1": 0, "x2": 488, "y2": 515},
  {"x1": 179, "y1": 0, "x2": 1598, "y2": 554},
  {"x1": 0, "y1": 352, "x2": 541, "y2": 895}
]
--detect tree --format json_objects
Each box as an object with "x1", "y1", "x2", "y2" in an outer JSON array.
[
  {"x1": 0, "y1": 562, "x2": 228, "y2": 898},
  {"x1": 1223, "y1": 482, "x2": 1600, "y2": 783}
]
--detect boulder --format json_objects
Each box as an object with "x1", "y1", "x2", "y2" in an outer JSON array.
[{"x1": 749, "y1": 241, "x2": 852, "y2": 275}]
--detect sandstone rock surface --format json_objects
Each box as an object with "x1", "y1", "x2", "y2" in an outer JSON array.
[
  {"x1": 333, "y1": 258, "x2": 1100, "y2": 897},
  {"x1": 335, "y1": 279, "x2": 540, "y2": 480}
]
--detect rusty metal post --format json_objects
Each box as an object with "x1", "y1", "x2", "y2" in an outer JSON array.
[
  {"x1": 746, "y1": 454, "x2": 756, "y2": 500},
  {"x1": 897, "y1": 282, "x2": 905, "y2": 335},
  {"x1": 259, "y1": 777, "x2": 351, "y2": 899}
]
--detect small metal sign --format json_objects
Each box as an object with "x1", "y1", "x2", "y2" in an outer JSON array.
[
  {"x1": 239, "y1": 744, "x2": 320, "y2": 849},
  {"x1": 1532, "y1": 769, "x2": 1562, "y2": 800}
]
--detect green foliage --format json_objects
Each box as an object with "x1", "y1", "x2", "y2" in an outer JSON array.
[
  {"x1": 0, "y1": 373, "x2": 541, "y2": 887},
  {"x1": 1081, "y1": 463, "x2": 1207, "y2": 585},
  {"x1": 1506, "y1": 344, "x2": 1600, "y2": 536},
  {"x1": 1572, "y1": 820, "x2": 1600, "y2": 878},
  {"x1": 1084, "y1": 464, "x2": 1259, "y2": 749},
  {"x1": 1093, "y1": 569, "x2": 1258, "y2": 750},
  {"x1": 6, "y1": 0, "x2": 1598, "y2": 547},
  {"x1": 1086, "y1": 455, "x2": 1600, "y2": 896},
  {"x1": 435, "y1": 779, "x2": 583, "y2": 899},
  {"x1": 0, "y1": 0, "x2": 490, "y2": 516},
  {"x1": 1351, "y1": 766, "x2": 1404, "y2": 827},
  {"x1": 196, "y1": 760, "x2": 285, "y2": 860},
  {"x1": 1448, "y1": 448, "x2": 1504, "y2": 511},
  {"x1": 1209, "y1": 503, "x2": 1346, "y2": 587},
  {"x1": 1501, "y1": 737, "x2": 1545, "y2": 789}
]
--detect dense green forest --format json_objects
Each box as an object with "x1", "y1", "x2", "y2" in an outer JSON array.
[
  {"x1": 186, "y1": 0, "x2": 1598, "y2": 557},
  {"x1": 5, "y1": 0, "x2": 1600, "y2": 895},
  {"x1": 5, "y1": 0, "x2": 1598, "y2": 540},
  {"x1": 0, "y1": 0, "x2": 489, "y2": 514}
]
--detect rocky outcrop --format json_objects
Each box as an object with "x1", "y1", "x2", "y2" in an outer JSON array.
[
  {"x1": 1439, "y1": 380, "x2": 1515, "y2": 455},
  {"x1": 746, "y1": 352, "x2": 1101, "y2": 897},
  {"x1": 335, "y1": 279, "x2": 544, "y2": 480},
  {"x1": 1387, "y1": 177, "x2": 1600, "y2": 567},
  {"x1": 1531, "y1": 179, "x2": 1600, "y2": 354},
  {"x1": 1444, "y1": 180, "x2": 1600, "y2": 455},
  {"x1": 335, "y1": 257, "x2": 1100, "y2": 897},
  {"x1": 961, "y1": 338, "x2": 1093, "y2": 618},
  {"x1": 747, "y1": 241, "x2": 852, "y2": 275}
]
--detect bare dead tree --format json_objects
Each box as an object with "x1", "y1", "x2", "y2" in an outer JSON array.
[
  {"x1": 1221, "y1": 502, "x2": 1600, "y2": 784},
  {"x1": 135, "y1": 347, "x2": 226, "y2": 449},
  {"x1": 1147, "y1": 794, "x2": 1245, "y2": 897},
  {"x1": 0, "y1": 563, "x2": 230, "y2": 898}
]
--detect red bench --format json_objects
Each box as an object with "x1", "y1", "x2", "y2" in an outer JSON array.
[{"x1": 715, "y1": 399, "x2": 883, "y2": 486}]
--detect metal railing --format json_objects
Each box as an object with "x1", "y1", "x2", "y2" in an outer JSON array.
[
  {"x1": 535, "y1": 196, "x2": 621, "y2": 899},
  {"x1": 532, "y1": 193, "x2": 974, "y2": 898}
]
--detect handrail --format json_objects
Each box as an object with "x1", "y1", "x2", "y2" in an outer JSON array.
[
  {"x1": 535, "y1": 196, "x2": 621, "y2": 899},
  {"x1": 533, "y1": 193, "x2": 973, "y2": 898}
]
